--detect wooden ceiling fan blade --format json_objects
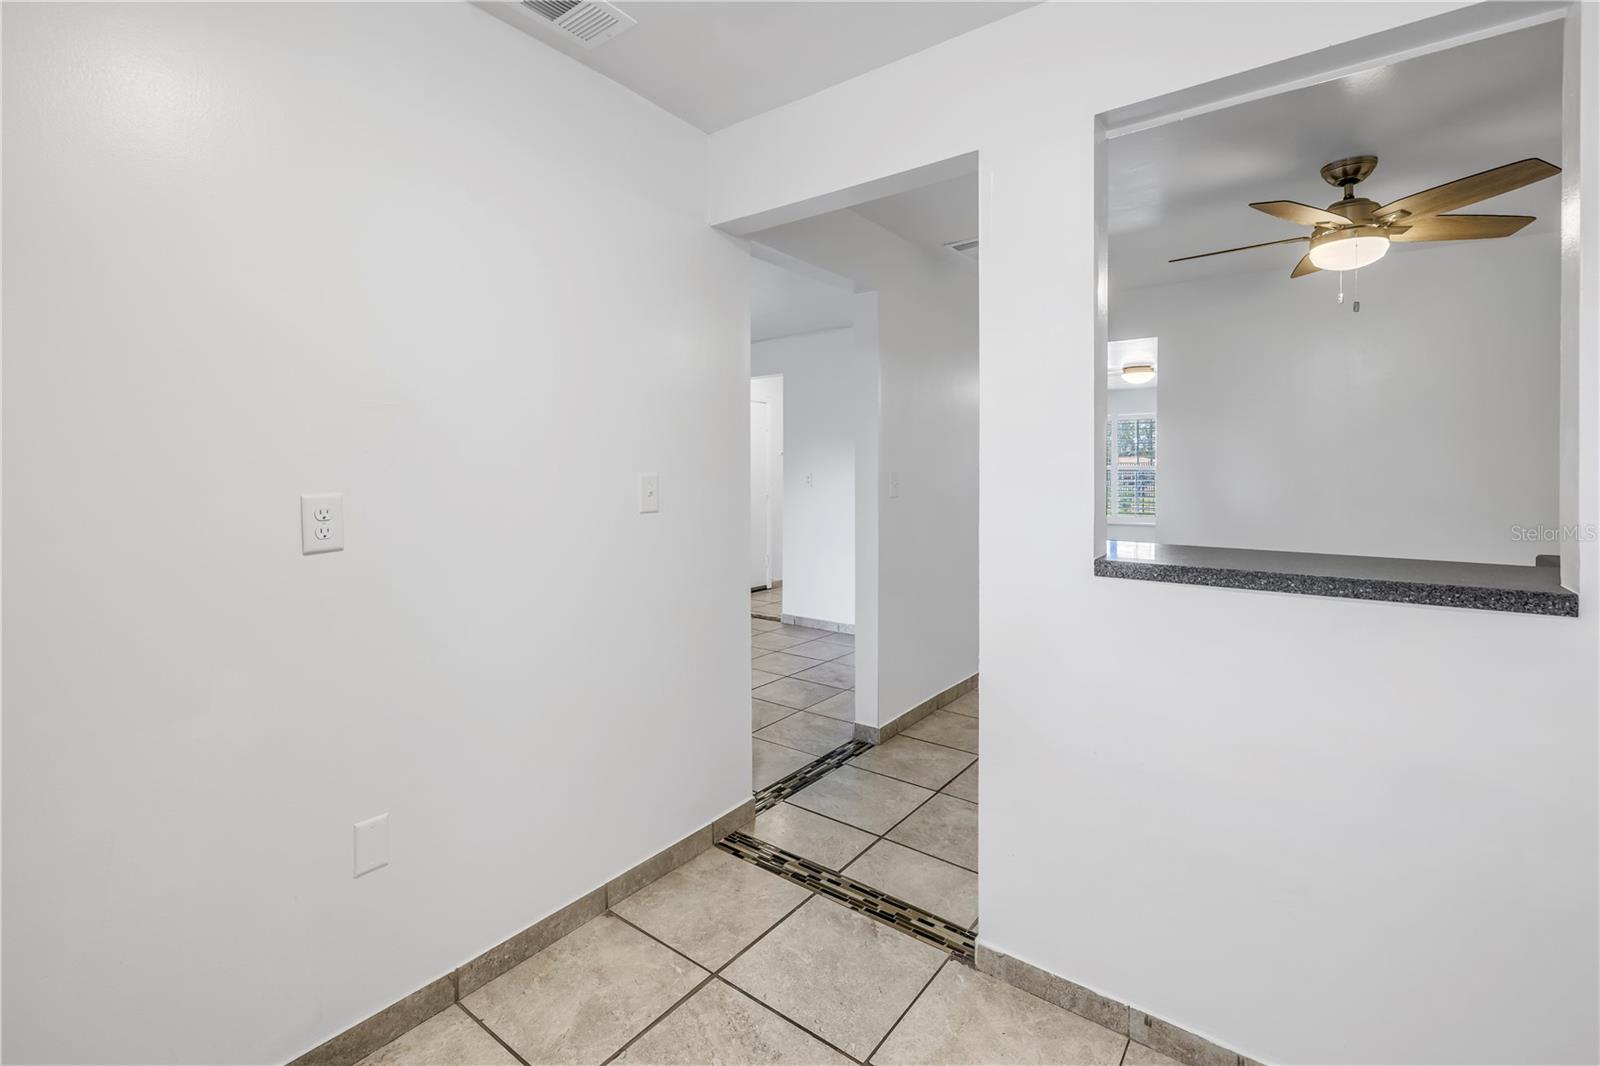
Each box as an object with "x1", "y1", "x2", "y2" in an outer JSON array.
[
  {"x1": 1388, "y1": 214, "x2": 1536, "y2": 242},
  {"x1": 1249, "y1": 201, "x2": 1349, "y2": 227},
  {"x1": 1169, "y1": 235, "x2": 1309, "y2": 263},
  {"x1": 1378, "y1": 158, "x2": 1559, "y2": 222},
  {"x1": 1290, "y1": 254, "x2": 1320, "y2": 278}
]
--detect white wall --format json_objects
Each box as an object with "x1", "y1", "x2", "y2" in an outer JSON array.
[
  {"x1": 756, "y1": 210, "x2": 979, "y2": 727},
  {"x1": 1, "y1": 5, "x2": 750, "y2": 1063},
  {"x1": 706, "y1": 4, "x2": 1599, "y2": 1063},
  {"x1": 752, "y1": 331, "x2": 855, "y2": 624},
  {"x1": 750, "y1": 375, "x2": 784, "y2": 583},
  {"x1": 1111, "y1": 237, "x2": 1558, "y2": 565}
]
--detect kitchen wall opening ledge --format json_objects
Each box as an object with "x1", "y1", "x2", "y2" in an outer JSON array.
[{"x1": 1095, "y1": 540, "x2": 1578, "y2": 617}]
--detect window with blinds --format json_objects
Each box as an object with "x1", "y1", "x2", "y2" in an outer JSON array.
[{"x1": 1106, "y1": 414, "x2": 1156, "y2": 519}]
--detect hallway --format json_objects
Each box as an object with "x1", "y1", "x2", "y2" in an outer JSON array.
[
  {"x1": 750, "y1": 591, "x2": 980, "y2": 931},
  {"x1": 9, "y1": 4, "x2": 1597, "y2": 1064}
]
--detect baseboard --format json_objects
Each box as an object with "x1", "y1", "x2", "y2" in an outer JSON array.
[
  {"x1": 779, "y1": 612, "x2": 854, "y2": 634},
  {"x1": 975, "y1": 945, "x2": 1262, "y2": 1066},
  {"x1": 853, "y1": 672, "x2": 977, "y2": 745},
  {"x1": 287, "y1": 796, "x2": 756, "y2": 1066}
]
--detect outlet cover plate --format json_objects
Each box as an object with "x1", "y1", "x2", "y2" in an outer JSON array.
[
  {"x1": 301, "y1": 493, "x2": 344, "y2": 555},
  {"x1": 354, "y1": 813, "x2": 389, "y2": 877}
]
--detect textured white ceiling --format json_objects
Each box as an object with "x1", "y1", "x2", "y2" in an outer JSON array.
[
  {"x1": 1109, "y1": 21, "x2": 1564, "y2": 292},
  {"x1": 479, "y1": 1, "x2": 1033, "y2": 132}
]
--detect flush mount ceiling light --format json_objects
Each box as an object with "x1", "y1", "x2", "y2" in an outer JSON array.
[
  {"x1": 1120, "y1": 361, "x2": 1156, "y2": 385},
  {"x1": 1169, "y1": 154, "x2": 1560, "y2": 278}
]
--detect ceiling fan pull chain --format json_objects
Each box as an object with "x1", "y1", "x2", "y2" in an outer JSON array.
[
  {"x1": 1338, "y1": 271, "x2": 1345, "y2": 305},
  {"x1": 1352, "y1": 265, "x2": 1361, "y2": 313}
]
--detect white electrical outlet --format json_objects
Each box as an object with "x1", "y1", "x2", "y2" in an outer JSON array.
[
  {"x1": 888, "y1": 472, "x2": 901, "y2": 499},
  {"x1": 637, "y1": 473, "x2": 660, "y2": 514},
  {"x1": 301, "y1": 493, "x2": 344, "y2": 555},
  {"x1": 353, "y1": 813, "x2": 389, "y2": 878}
]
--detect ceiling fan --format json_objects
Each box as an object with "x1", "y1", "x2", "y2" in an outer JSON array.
[{"x1": 1170, "y1": 155, "x2": 1561, "y2": 277}]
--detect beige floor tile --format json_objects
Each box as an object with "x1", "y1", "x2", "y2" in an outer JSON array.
[
  {"x1": 871, "y1": 963, "x2": 1127, "y2": 1066},
  {"x1": 752, "y1": 677, "x2": 843, "y2": 711},
  {"x1": 354, "y1": 1005, "x2": 518, "y2": 1066},
  {"x1": 751, "y1": 650, "x2": 827, "y2": 677},
  {"x1": 901, "y1": 710, "x2": 979, "y2": 754},
  {"x1": 843, "y1": 840, "x2": 978, "y2": 927},
  {"x1": 849, "y1": 736, "x2": 974, "y2": 790},
  {"x1": 753, "y1": 739, "x2": 814, "y2": 790},
  {"x1": 773, "y1": 624, "x2": 825, "y2": 638},
  {"x1": 787, "y1": 766, "x2": 932, "y2": 834},
  {"x1": 811, "y1": 632, "x2": 854, "y2": 649},
  {"x1": 945, "y1": 691, "x2": 979, "y2": 719},
  {"x1": 837, "y1": 652, "x2": 857, "y2": 666},
  {"x1": 751, "y1": 618, "x2": 784, "y2": 633},
  {"x1": 784, "y1": 638, "x2": 849, "y2": 662},
  {"x1": 752, "y1": 630, "x2": 815, "y2": 652},
  {"x1": 614, "y1": 980, "x2": 851, "y2": 1065},
  {"x1": 722, "y1": 897, "x2": 948, "y2": 1062},
  {"x1": 886, "y1": 793, "x2": 977, "y2": 871},
  {"x1": 612, "y1": 849, "x2": 809, "y2": 969},
  {"x1": 752, "y1": 802, "x2": 875, "y2": 869},
  {"x1": 1124, "y1": 1043, "x2": 1187, "y2": 1066},
  {"x1": 752, "y1": 699, "x2": 796, "y2": 732},
  {"x1": 795, "y1": 661, "x2": 855, "y2": 690},
  {"x1": 806, "y1": 691, "x2": 855, "y2": 722},
  {"x1": 942, "y1": 761, "x2": 978, "y2": 803},
  {"x1": 462, "y1": 915, "x2": 705, "y2": 1066},
  {"x1": 755, "y1": 711, "x2": 855, "y2": 756},
  {"x1": 752, "y1": 668, "x2": 783, "y2": 690}
]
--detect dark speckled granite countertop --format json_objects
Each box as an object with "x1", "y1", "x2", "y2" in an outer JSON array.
[{"x1": 1094, "y1": 541, "x2": 1577, "y2": 617}]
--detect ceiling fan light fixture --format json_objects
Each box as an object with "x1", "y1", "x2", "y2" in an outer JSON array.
[
  {"x1": 1307, "y1": 225, "x2": 1391, "y2": 272},
  {"x1": 1120, "y1": 361, "x2": 1156, "y2": 385}
]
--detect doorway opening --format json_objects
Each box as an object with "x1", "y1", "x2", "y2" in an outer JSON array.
[{"x1": 738, "y1": 165, "x2": 980, "y2": 940}]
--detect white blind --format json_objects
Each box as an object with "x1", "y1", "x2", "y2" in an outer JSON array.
[{"x1": 1106, "y1": 415, "x2": 1156, "y2": 518}]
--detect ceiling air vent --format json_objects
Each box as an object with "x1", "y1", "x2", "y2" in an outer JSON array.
[
  {"x1": 520, "y1": 0, "x2": 635, "y2": 48},
  {"x1": 944, "y1": 238, "x2": 980, "y2": 262}
]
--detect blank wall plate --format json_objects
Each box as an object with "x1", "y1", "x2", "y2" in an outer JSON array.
[
  {"x1": 637, "y1": 473, "x2": 660, "y2": 514},
  {"x1": 353, "y1": 813, "x2": 389, "y2": 878},
  {"x1": 301, "y1": 493, "x2": 344, "y2": 555}
]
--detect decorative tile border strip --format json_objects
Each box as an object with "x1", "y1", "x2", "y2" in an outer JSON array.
[
  {"x1": 753, "y1": 739, "x2": 871, "y2": 812},
  {"x1": 718, "y1": 830, "x2": 976, "y2": 962}
]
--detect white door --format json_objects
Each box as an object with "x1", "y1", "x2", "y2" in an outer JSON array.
[{"x1": 750, "y1": 400, "x2": 772, "y2": 589}]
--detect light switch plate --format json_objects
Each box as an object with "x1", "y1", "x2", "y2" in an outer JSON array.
[
  {"x1": 353, "y1": 813, "x2": 389, "y2": 878},
  {"x1": 301, "y1": 493, "x2": 344, "y2": 555},
  {"x1": 888, "y1": 472, "x2": 901, "y2": 499},
  {"x1": 637, "y1": 473, "x2": 660, "y2": 514}
]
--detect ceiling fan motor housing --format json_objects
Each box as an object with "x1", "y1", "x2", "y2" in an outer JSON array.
[{"x1": 1320, "y1": 155, "x2": 1379, "y2": 189}]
